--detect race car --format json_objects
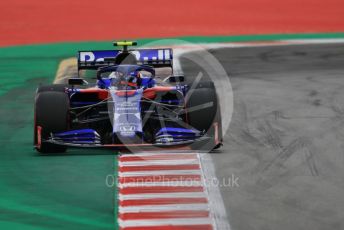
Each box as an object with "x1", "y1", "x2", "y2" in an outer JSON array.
[{"x1": 33, "y1": 41, "x2": 222, "y2": 153}]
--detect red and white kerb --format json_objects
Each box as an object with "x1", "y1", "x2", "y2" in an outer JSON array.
[{"x1": 117, "y1": 152, "x2": 215, "y2": 230}]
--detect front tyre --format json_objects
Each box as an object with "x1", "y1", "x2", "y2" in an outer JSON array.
[
  {"x1": 186, "y1": 83, "x2": 222, "y2": 151},
  {"x1": 34, "y1": 91, "x2": 69, "y2": 153}
]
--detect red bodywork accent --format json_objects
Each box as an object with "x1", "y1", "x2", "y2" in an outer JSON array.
[
  {"x1": 213, "y1": 122, "x2": 219, "y2": 145},
  {"x1": 36, "y1": 126, "x2": 42, "y2": 149},
  {"x1": 143, "y1": 89, "x2": 156, "y2": 99},
  {"x1": 77, "y1": 88, "x2": 109, "y2": 100},
  {"x1": 120, "y1": 81, "x2": 137, "y2": 87},
  {"x1": 76, "y1": 86, "x2": 175, "y2": 100},
  {"x1": 115, "y1": 90, "x2": 137, "y2": 97},
  {"x1": 143, "y1": 86, "x2": 175, "y2": 99}
]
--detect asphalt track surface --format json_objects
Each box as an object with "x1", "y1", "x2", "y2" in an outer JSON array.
[
  {"x1": 1, "y1": 43, "x2": 344, "y2": 229},
  {"x1": 181, "y1": 43, "x2": 344, "y2": 230}
]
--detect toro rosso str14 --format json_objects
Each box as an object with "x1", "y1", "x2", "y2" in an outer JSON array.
[{"x1": 34, "y1": 41, "x2": 222, "y2": 153}]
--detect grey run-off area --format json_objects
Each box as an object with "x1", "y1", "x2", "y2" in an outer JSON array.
[{"x1": 180, "y1": 43, "x2": 344, "y2": 230}]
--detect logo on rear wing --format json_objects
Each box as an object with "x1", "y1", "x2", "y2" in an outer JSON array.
[{"x1": 78, "y1": 49, "x2": 173, "y2": 69}]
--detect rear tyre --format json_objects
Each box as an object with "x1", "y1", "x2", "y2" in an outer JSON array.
[
  {"x1": 190, "y1": 81, "x2": 215, "y2": 89},
  {"x1": 34, "y1": 91, "x2": 69, "y2": 153},
  {"x1": 36, "y1": 84, "x2": 67, "y2": 94}
]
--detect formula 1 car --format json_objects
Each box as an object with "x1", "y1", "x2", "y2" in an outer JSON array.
[{"x1": 34, "y1": 41, "x2": 222, "y2": 153}]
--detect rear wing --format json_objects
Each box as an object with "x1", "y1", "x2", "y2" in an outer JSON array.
[{"x1": 78, "y1": 48, "x2": 173, "y2": 70}]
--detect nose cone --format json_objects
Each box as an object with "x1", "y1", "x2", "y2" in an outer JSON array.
[{"x1": 109, "y1": 88, "x2": 143, "y2": 143}]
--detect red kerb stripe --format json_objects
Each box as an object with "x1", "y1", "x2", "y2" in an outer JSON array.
[
  {"x1": 119, "y1": 210, "x2": 209, "y2": 220},
  {"x1": 119, "y1": 164, "x2": 200, "y2": 172}
]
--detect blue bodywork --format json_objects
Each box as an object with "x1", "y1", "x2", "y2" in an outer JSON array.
[
  {"x1": 155, "y1": 127, "x2": 202, "y2": 144},
  {"x1": 110, "y1": 89, "x2": 143, "y2": 139},
  {"x1": 52, "y1": 129, "x2": 101, "y2": 145},
  {"x1": 43, "y1": 48, "x2": 211, "y2": 148}
]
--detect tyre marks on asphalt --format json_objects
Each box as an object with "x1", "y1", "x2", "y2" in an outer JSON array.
[
  {"x1": 230, "y1": 99, "x2": 321, "y2": 189},
  {"x1": 255, "y1": 122, "x2": 320, "y2": 187},
  {"x1": 257, "y1": 120, "x2": 283, "y2": 151},
  {"x1": 117, "y1": 152, "x2": 229, "y2": 230}
]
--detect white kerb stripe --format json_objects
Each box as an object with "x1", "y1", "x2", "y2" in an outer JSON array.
[
  {"x1": 118, "y1": 181, "x2": 204, "y2": 188},
  {"x1": 119, "y1": 192, "x2": 207, "y2": 200},
  {"x1": 119, "y1": 203, "x2": 209, "y2": 212}
]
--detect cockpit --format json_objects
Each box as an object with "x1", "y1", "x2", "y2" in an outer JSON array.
[{"x1": 96, "y1": 65, "x2": 156, "y2": 90}]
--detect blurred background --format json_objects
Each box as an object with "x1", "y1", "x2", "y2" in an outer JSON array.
[{"x1": 0, "y1": 0, "x2": 343, "y2": 46}]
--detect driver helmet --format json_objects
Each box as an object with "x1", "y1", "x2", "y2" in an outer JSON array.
[
  {"x1": 125, "y1": 71, "x2": 141, "y2": 88},
  {"x1": 109, "y1": 71, "x2": 124, "y2": 87},
  {"x1": 109, "y1": 71, "x2": 141, "y2": 89}
]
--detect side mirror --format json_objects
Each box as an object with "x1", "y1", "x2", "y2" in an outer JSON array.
[
  {"x1": 164, "y1": 75, "x2": 185, "y2": 83},
  {"x1": 68, "y1": 78, "x2": 88, "y2": 85}
]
